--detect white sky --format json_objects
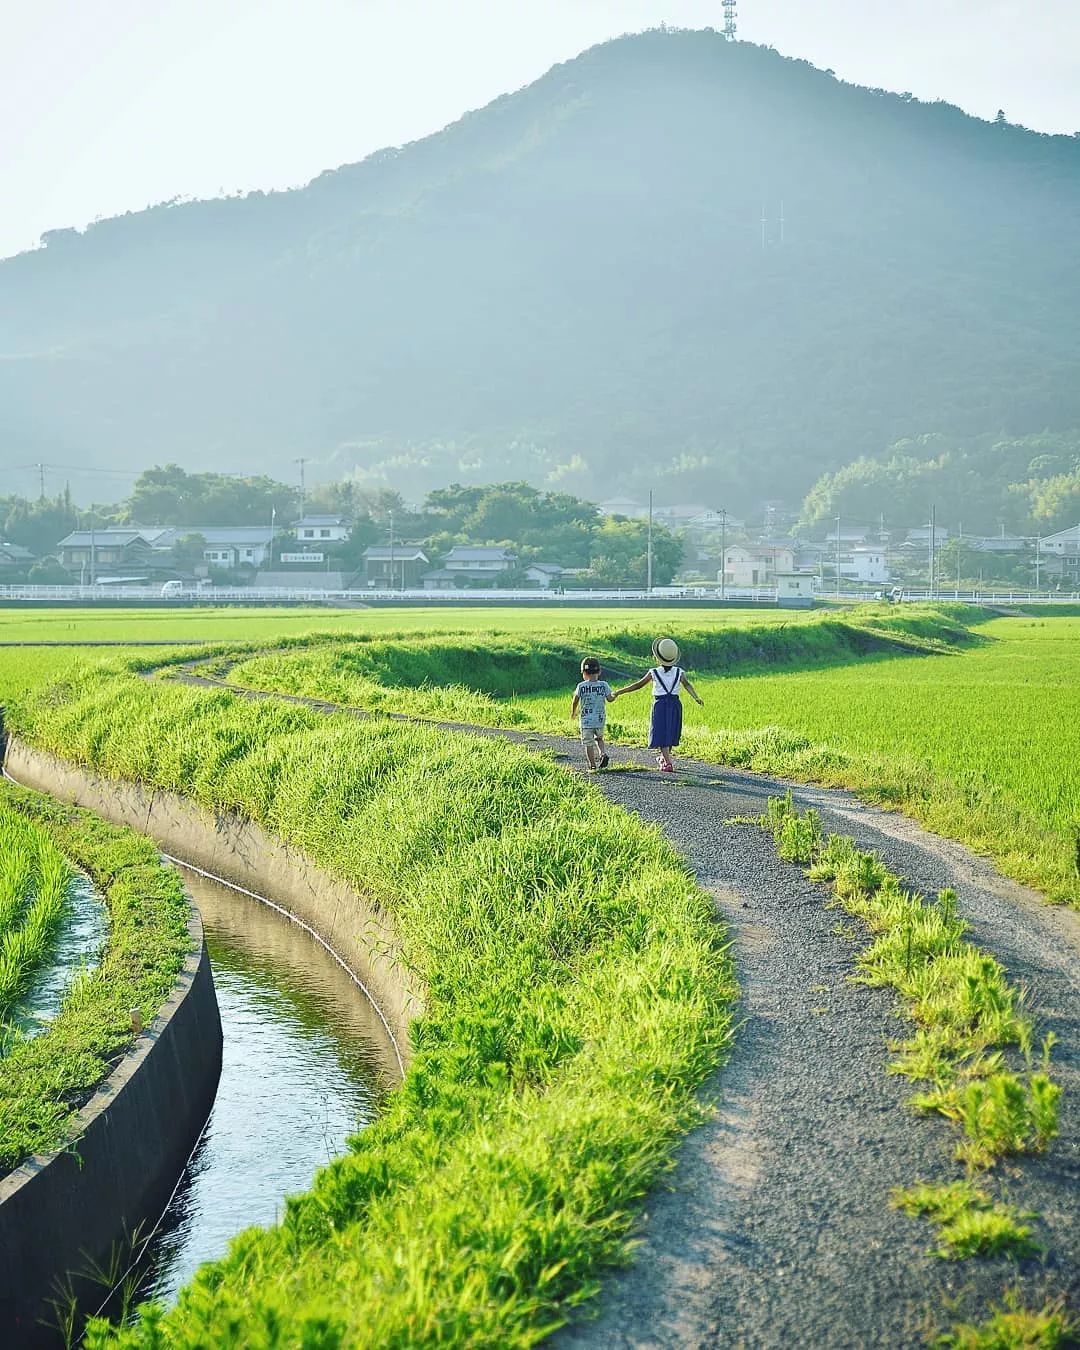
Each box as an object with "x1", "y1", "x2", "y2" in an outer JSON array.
[{"x1": 2, "y1": 0, "x2": 1079, "y2": 260}]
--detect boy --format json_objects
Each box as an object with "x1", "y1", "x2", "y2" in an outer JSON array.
[{"x1": 571, "y1": 657, "x2": 615, "y2": 771}]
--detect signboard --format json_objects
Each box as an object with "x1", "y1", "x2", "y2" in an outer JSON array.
[{"x1": 280, "y1": 552, "x2": 325, "y2": 563}]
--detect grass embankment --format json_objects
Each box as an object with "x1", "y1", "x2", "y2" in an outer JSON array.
[
  {"x1": 0, "y1": 784, "x2": 190, "y2": 1170},
  {"x1": 759, "y1": 796, "x2": 1068, "y2": 1340},
  {"x1": 3, "y1": 671, "x2": 737, "y2": 1346},
  {"x1": 220, "y1": 606, "x2": 977, "y2": 727},
  {"x1": 217, "y1": 608, "x2": 1080, "y2": 907},
  {"x1": 0, "y1": 803, "x2": 72, "y2": 1024}
]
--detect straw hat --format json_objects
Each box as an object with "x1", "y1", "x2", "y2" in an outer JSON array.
[{"x1": 652, "y1": 637, "x2": 680, "y2": 665}]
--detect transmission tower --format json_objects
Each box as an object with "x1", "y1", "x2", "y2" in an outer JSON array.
[{"x1": 723, "y1": 0, "x2": 737, "y2": 40}]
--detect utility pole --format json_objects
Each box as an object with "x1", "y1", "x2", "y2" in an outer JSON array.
[
  {"x1": 389, "y1": 509, "x2": 395, "y2": 593},
  {"x1": 89, "y1": 517, "x2": 96, "y2": 586},
  {"x1": 36, "y1": 463, "x2": 46, "y2": 500},
  {"x1": 720, "y1": 508, "x2": 727, "y2": 600},
  {"x1": 1035, "y1": 536, "x2": 1042, "y2": 592},
  {"x1": 835, "y1": 513, "x2": 842, "y2": 600},
  {"x1": 270, "y1": 506, "x2": 276, "y2": 568},
  {"x1": 928, "y1": 503, "x2": 936, "y2": 600},
  {"x1": 722, "y1": 0, "x2": 737, "y2": 41},
  {"x1": 647, "y1": 490, "x2": 654, "y2": 596},
  {"x1": 294, "y1": 458, "x2": 308, "y2": 519}
]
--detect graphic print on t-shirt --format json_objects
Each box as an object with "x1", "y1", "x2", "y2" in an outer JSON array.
[{"x1": 575, "y1": 680, "x2": 612, "y2": 729}]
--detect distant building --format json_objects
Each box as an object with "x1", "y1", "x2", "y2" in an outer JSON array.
[
  {"x1": 722, "y1": 544, "x2": 795, "y2": 588},
  {"x1": 965, "y1": 534, "x2": 1029, "y2": 554},
  {"x1": 294, "y1": 514, "x2": 351, "y2": 543},
  {"x1": 841, "y1": 547, "x2": 890, "y2": 584},
  {"x1": 825, "y1": 524, "x2": 872, "y2": 546},
  {"x1": 361, "y1": 546, "x2": 430, "y2": 588},
  {"x1": 596, "y1": 497, "x2": 647, "y2": 519},
  {"x1": 0, "y1": 541, "x2": 35, "y2": 570},
  {"x1": 525, "y1": 563, "x2": 564, "y2": 589},
  {"x1": 1039, "y1": 524, "x2": 1080, "y2": 580},
  {"x1": 55, "y1": 529, "x2": 158, "y2": 577},
  {"x1": 441, "y1": 546, "x2": 517, "y2": 583},
  {"x1": 903, "y1": 526, "x2": 950, "y2": 548},
  {"x1": 776, "y1": 572, "x2": 816, "y2": 607},
  {"x1": 152, "y1": 525, "x2": 275, "y2": 569}
]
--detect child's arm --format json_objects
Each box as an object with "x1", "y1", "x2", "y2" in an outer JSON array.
[
  {"x1": 680, "y1": 673, "x2": 704, "y2": 706},
  {"x1": 571, "y1": 693, "x2": 581, "y2": 718},
  {"x1": 614, "y1": 672, "x2": 651, "y2": 697}
]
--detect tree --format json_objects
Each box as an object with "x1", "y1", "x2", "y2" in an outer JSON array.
[
  {"x1": 3, "y1": 489, "x2": 79, "y2": 557},
  {"x1": 586, "y1": 518, "x2": 681, "y2": 586},
  {"x1": 124, "y1": 465, "x2": 297, "y2": 526}
]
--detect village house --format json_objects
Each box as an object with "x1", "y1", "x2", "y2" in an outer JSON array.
[
  {"x1": 151, "y1": 525, "x2": 275, "y2": 570},
  {"x1": 422, "y1": 546, "x2": 518, "y2": 589},
  {"x1": 0, "y1": 541, "x2": 36, "y2": 574},
  {"x1": 840, "y1": 546, "x2": 890, "y2": 584},
  {"x1": 524, "y1": 563, "x2": 564, "y2": 589},
  {"x1": 361, "y1": 546, "x2": 430, "y2": 588},
  {"x1": 55, "y1": 528, "x2": 160, "y2": 578},
  {"x1": 293, "y1": 514, "x2": 351, "y2": 543},
  {"x1": 1038, "y1": 524, "x2": 1080, "y2": 581},
  {"x1": 721, "y1": 543, "x2": 795, "y2": 588}
]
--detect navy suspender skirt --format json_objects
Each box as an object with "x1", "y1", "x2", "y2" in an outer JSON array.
[{"x1": 648, "y1": 666, "x2": 684, "y2": 748}]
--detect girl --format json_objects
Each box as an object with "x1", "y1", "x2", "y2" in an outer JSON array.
[{"x1": 614, "y1": 637, "x2": 703, "y2": 772}]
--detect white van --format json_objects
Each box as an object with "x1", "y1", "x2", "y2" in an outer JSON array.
[{"x1": 161, "y1": 580, "x2": 184, "y2": 598}]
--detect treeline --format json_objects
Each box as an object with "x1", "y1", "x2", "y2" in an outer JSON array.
[
  {"x1": 799, "y1": 432, "x2": 1080, "y2": 535},
  {"x1": 3, "y1": 469, "x2": 682, "y2": 587}
]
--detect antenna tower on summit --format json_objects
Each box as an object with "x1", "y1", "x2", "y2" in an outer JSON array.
[{"x1": 723, "y1": 0, "x2": 737, "y2": 40}]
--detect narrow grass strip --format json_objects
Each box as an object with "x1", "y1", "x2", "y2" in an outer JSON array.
[
  {"x1": 753, "y1": 791, "x2": 1063, "y2": 1294},
  {"x1": 0, "y1": 784, "x2": 191, "y2": 1171},
  {"x1": 0, "y1": 802, "x2": 73, "y2": 1022},
  {"x1": 5, "y1": 671, "x2": 737, "y2": 1346}
]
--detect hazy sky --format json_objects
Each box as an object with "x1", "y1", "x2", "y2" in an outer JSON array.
[{"x1": 2, "y1": 0, "x2": 1079, "y2": 260}]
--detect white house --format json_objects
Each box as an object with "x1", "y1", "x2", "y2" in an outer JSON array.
[
  {"x1": 721, "y1": 544, "x2": 795, "y2": 588},
  {"x1": 1038, "y1": 524, "x2": 1080, "y2": 580},
  {"x1": 776, "y1": 573, "x2": 816, "y2": 607},
  {"x1": 294, "y1": 514, "x2": 351, "y2": 543},
  {"x1": 150, "y1": 525, "x2": 275, "y2": 569},
  {"x1": 842, "y1": 547, "x2": 890, "y2": 584}
]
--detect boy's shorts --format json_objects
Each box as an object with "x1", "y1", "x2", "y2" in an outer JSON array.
[{"x1": 580, "y1": 726, "x2": 604, "y2": 746}]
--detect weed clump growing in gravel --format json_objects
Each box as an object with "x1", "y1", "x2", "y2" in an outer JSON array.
[
  {"x1": 891, "y1": 1182, "x2": 1036, "y2": 1260},
  {"x1": 936, "y1": 1290, "x2": 1078, "y2": 1348}
]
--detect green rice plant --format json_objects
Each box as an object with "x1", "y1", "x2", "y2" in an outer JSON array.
[
  {"x1": 0, "y1": 802, "x2": 74, "y2": 1022},
  {"x1": 891, "y1": 1181, "x2": 1036, "y2": 1259},
  {"x1": 0, "y1": 784, "x2": 191, "y2": 1169}
]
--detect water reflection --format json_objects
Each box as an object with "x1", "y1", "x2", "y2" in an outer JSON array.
[{"x1": 134, "y1": 866, "x2": 395, "y2": 1305}]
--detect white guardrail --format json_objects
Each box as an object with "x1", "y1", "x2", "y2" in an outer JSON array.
[
  {"x1": 0, "y1": 585, "x2": 781, "y2": 604},
  {"x1": 0, "y1": 585, "x2": 1076, "y2": 605}
]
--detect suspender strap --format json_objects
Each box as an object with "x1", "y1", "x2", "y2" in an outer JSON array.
[{"x1": 654, "y1": 666, "x2": 680, "y2": 695}]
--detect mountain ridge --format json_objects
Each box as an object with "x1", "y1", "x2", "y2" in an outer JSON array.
[{"x1": 3, "y1": 29, "x2": 1079, "y2": 508}]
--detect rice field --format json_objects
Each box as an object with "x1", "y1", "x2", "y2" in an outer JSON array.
[{"x1": 0, "y1": 803, "x2": 73, "y2": 1025}]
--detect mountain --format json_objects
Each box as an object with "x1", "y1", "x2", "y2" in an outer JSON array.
[{"x1": 2, "y1": 29, "x2": 1079, "y2": 508}]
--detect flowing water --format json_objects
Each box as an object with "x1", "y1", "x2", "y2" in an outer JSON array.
[{"x1": 130, "y1": 866, "x2": 397, "y2": 1307}]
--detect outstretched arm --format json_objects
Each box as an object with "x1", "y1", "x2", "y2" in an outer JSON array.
[
  {"x1": 613, "y1": 672, "x2": 651, "y2": 698},
  {"x1": 680, "y1": 673, "x2": 704, "y2": 706}
]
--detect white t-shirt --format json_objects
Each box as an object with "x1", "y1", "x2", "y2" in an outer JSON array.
[
  {"x1": 575, "y1": 679, "x2": 613, "y2": 729},
  {"x1": 650, "y1": 666, "x2": 683, "y2": 698}
]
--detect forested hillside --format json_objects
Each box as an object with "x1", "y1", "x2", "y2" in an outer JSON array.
[{"x1": 2, "y1": 28, "x2": 1079, "y2": 507}]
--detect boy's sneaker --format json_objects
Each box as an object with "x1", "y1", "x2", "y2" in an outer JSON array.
[
  {"x1": 598, "y1": 753, "x2": 610, "y2": 769},
  {"x1": 659, "y1": 762, "x2": 674, "y2": 773}
]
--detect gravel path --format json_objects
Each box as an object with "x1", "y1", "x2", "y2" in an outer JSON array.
[{"x1": 160, "y1": 670, "x2": 1080, "y2": 1343}]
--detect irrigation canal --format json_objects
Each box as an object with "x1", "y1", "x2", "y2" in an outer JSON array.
[{"x1": 123, "y1": 865, "x2": 398, "y2": 1309}]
